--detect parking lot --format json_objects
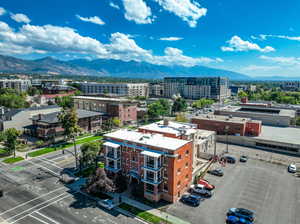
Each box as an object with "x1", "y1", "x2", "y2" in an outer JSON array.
[{"x1": 165, "y1": 158, "x2": 300, "y2": 224}]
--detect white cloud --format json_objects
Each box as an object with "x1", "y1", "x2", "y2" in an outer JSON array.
[
  {"x1": 260, "y1": 55, "x2": 300, "y2": 65},
  {"x1": 159, "y1": 36, "x2": 183, "y2": 41},
  {"x1": 0, "y1": 7, "x2": 6, "y2": 16},
  {"x1": 10, "y1": 13, "x2": 31, "y2": 23},
  {"x1": 242, "y1": 65, "x2": 280, "y2": 72},
  {"x1": 122, "y1": 0, "x2": 153, "y2": 24},
  {"x1": 109, "y1": 2, "x2": 120, "y2": 10},
  {"x1": 153, "y1": 0, "x2": 207, "y2": 28},
  {"x1": 0, "y1": 20, "x2": 221, "y2": 67},
  {"x1": 76, "y1": 15, "x2": 105, "y2": 25},
  {"x1": 221, "y1": 36, "x2": 275, "y2": 52},
  {"x1": 257, "y1": 34, "x2": 300, "y2": 42}
]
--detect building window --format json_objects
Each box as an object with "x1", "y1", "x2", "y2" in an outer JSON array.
[
  {"x1": 185, "y1": 162, "x2": 188, "y2": 168},
  {"x1": 178, "y1": 154, "x2": 182, "y2": 160},
  {"x1": 185, "y1": 174, "x2": 189, "y2": 179},
  {"x1": 177, "y1": 168, "x2": 181, "y2": 175},
  {"x1": 177, "y1": 181, "x2": 181, "y2": 187},
  {"x1": 163, "y1": 182, "x2": 168, "y2": 192},
  {"x1": 185, "y1": 150, "x2": 189, "y2": 156}
]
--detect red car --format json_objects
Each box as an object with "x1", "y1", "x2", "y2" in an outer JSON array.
[{"x1": 198, "y1": 179, "x2": 215, "y2": 190}]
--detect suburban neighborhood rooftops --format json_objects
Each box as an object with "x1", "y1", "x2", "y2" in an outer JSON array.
[
  {"x1": 104, "y1": 129, "x2": 191, "y2": 151},
  {"x1": 139, "y1": 120, "x2": 197, "y2": 136},
  {"x1": 72, "y1": 96, "x2": 137, "y2": 103},
  {"x1": 32, "y1": 109, "x2": 104, "y2": 124}
]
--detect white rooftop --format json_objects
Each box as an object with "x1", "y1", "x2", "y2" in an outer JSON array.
[
  {"x1": 141, "y1": 150, "x2": 161, "y2": 158},
  {"x1": 139, "y1": 120, "x2": 215, "y2": 137},
  {"x1": 104, "y1": 129, "x2": 191, "y2": 151},
  {"x1": 72, "y1": 96, "x2": 137, "y2": 103},
  {"x1": 103, "y1": 142, "x2": 120, "y2": 148},
  {"x1": 139, "y1": 120, "x2": 197, "y2": 136}
]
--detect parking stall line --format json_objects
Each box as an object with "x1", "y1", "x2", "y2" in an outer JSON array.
[
  {"x1": 34, "y1": 211, "x2": 61, "y2": 224},
  {"x1": 28, "y1": 214, "x2": 50, "y2": 224}
]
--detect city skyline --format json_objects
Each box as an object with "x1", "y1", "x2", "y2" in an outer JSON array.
[{"x1": 1, "y1": 0, "x2": 300, "y2": 77}]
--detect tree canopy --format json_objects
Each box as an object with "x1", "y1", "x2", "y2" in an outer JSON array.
[
  {"x1": 86, "y1": 168, "x2": 115, "y2": 194},
  {"x1": 0, "y1": 88, "x2": 28, "y2": 109},
  {"x1": 192, "y1": 98, "x2": 214, "y2": 109},
  {"x1": 147, "y1": 99, "x2": 170, "y2": 118},
  {"x1": 80, "y1": 141, "x2": 101, "y2": 168},
  {"x1": 3, "y1": 128, "x2": 21, "y2": 157},
  {"x1": 172, "y1": 97, "x2": 187, "y2": 113}
]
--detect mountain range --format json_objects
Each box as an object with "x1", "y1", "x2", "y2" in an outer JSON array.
[{"x1": 0, "y1": 54, "x2": 299, "y2": 81}]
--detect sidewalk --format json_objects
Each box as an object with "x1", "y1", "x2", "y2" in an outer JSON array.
[{"x1": 119, "y1": 195, "x2": 191, "y2": 224}]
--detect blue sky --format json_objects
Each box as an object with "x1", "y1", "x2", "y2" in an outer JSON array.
[{"x1": 1, "y1": 0, "x2": 300, "y2": 77}]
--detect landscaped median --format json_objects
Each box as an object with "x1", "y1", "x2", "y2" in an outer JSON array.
[
  {"x1": 119, "y1": 203, "x2": 172, "y2": 224},
  {"x1": 2, "y1": 156, "x2": 24, "y2": 164},
  {"x1": 28, "y1": 136, "x2": 102, "y2": 157}
]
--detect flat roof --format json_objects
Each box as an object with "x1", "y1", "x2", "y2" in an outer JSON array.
[
  {"x1": 104, "y1": 129, "x2": 190, "y2": 151},
  {"x1": 103, "y1": 142, "x2": 120, "y2": 148},
  {"x1": 72, "y1": 96, "x2": 137, "y2": 103},
  {"x1": 141, "y1": 150, "x2": 161, "y2": 158},
  {"x1": 192, "y1": 114, "x2": 260, "y2": 124},
  {"x1": 254, "y1": 126, "x2": 300, "y2": 145},
  {"x1": 139, "y1": 120, "x2": 197, "y2": 136}
]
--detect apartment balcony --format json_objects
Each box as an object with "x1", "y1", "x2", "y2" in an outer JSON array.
[
  {"x1": 141, "y1": 163, "x2": 163, "y2": 171},
  {"x1": 105, "y1": 165, "x2": 121, "y2": 173},
  {"x1": 105, "y1": 152, "x2": 121, "y2": 160},
  {"x1": 141, "y1": 177, "x2": 163, "y2": 185}
]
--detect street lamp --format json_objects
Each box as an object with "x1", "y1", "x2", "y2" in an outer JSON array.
[{"x1": 225, "y1": 125, "x2": 229, "y2": 153}]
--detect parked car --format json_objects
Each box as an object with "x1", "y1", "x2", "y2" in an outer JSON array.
[
  {"x1": 0, "y1": 189, "x2": 3, "y2": 197},
  {"x1": 240, "y1": 155, "x2": 248, "y2": 163},
  {"x1": 222, "y1": 156, "x2": 236, "y2": 164},
  {"x1": 208, "y1": 168, "x2": 224, "y2": 177},
  {"x1": 226, "y1": 215, "x2": 253, "y2": 224},
  {"x1": 180, "y1": 194, "x2": 201, "y2": 206},
  {"x1": 227, "y1": 208, "x2": 255, "y2": 222},
  {"x1": 98, "y1": 199, "x2": 116, "y2": 210},
  {"x1": 190, "y1": 184, "x2": 213, "y2": 197},
  {"x1": 198, "y1": 179, "x2": 215, "y2": 190},
  {"x1": 288, "y1": 164, "x2": 297, "y2": 173}
]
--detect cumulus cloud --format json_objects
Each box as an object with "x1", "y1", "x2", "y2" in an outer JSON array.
[
  {"x1": 10, "y1": 13, "x2": 31, "y2": 23},
  {"x1": 159, "y1": 36, "x2": 183, "y2": 41},
  {"x1": 153, "y1": 0, "x2": 207, "y2": 28},
  {"x1": 0, "y1": 20, "x2": 221, "y2": 67},
  {"x1": 0, "y1": 7, "x2": 6, "y2": 16},
  {"x1": 122, "y1": 0, "x2": 153, "y2": 24},
  {"x1": 260, "y1": 55, "x2": 300, "y2": 65},
  {"x1": 221, "y1": 36, "x2": 275, "y2": 52},
  {"x1": 76, "y1": 15, "x2": 105, "y2": 25},
  {"x1": 109, "y1": 2, "x2": 120, "y2": 10}
]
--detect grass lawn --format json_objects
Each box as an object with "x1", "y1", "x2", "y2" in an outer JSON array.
[
  {"x1": 0, "y1": 148, "x2": 6, "y2": 154},
  {"x1": 2, "y1": 156, "x2": 24, "y2": 164},
  {"x1": 28, "y1": 136, "x2": 102, "y2": 157},
  {"x1": 119, "y1": 203, "x2": 172, "y2": 224}
]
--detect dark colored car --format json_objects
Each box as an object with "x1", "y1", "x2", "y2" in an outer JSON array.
[
  {"x1": 180, "y1": 194, "x2": 200, "y2": 206},
  {"x1": 207, "y1": 168, "x2": 224, "y2": 177},
  {"x1": 226, "y1": 215, "x2": 253, "y2": 224},
  {"x1": 227, "y1": 208, "x2": 255, "y2": 222},
  {"x1": 0, "y1": 189, "x2": 3, "y2": 197},
  {"x1": 240, "y1": 156, "x2": 248, "y2": 163},
  {"x1": 222, "y1": 156, "x2": 236, "y2": 164}
]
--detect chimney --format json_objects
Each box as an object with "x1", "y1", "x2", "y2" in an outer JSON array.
[{"x1": 163, "y1": 118, "x2": 169, "y2": 126}]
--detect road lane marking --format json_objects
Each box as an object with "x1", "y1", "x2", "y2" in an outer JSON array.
[
  {"x1": 10, "y1": 194, "x2": 71, "y2": 224},
  {"x1": 1, "y1": 193, "x2": 68, "y2": 223},
  {"x1": 32, "y1": 158, "x2": 63, "y2": 170},
  {"x1": 26, "y1": 160, "x2": 60, "y2": 177},
  {"x1": 34, "y1": 212, "x2": 60, "y2": 224},
  {"x1": 0, "y1": 187, "x2": 65, "y2": 216},
  {"x1": 28, "y1": 214, "x2": 50, "y2": 224}
]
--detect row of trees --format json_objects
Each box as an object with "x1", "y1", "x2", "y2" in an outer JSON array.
[
  {"x1": 192, "y1": 98, "x2": 214, "y2": 109},
  {"x1": 0, "y1": 89, "x2": 29, "y2": 109}
]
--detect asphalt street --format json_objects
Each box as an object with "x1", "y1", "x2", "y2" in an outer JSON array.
[
  {"x1": 165, "y1": 158, "x2": 300, "y2": 224},
  {"x1": 0, "y1": 149, "x2": 141, "y2": 224}
]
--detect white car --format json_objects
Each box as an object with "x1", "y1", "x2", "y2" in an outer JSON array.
[
  {"x1": 190, "y1": 184, "x2": 213, "y2": 197},
  {"x1": 288, "y1": 164, "x2": 297, "y2": 173},
  {"x1": 98, "y1": 199, "x2": 115, "y2": 210}
]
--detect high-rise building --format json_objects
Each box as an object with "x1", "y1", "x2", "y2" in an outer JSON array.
[
  {"x1": 79, "y1": 82, "x2": 149, "y2": 98},
  {"x1": 163, "y1": 77, "x2": 230, "y2": 100}
]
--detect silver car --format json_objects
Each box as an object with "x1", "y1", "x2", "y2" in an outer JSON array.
[{"x1": 98, "y1": 199, "x2": 116, "y2": 210}]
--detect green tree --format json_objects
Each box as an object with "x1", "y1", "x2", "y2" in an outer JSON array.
[
  {"x1": 147, "y1": 99, "x2": 170, "y2": 119},
  {"x1": 55, "y1": 96, "x2": 74, "y2": 109},
  {"x1": 192, "y1": 98, "x2": 214, "y2": 109},
  {"x1": 172, "y1": 97, "x2": 187, "y2": 113},
  {"x1": 238, "y1": 90, "x2": 248, "y2": 99},
  {"x1": 112, "y1": 117, "x2": 121, "y2": 127},
  {"x1": 296, "y1": 117, "x2": 300, "y2": 126},
  {"x1": 58, "y1": 108, "x2": 81, "y2": 168},
  {"x1": 3, "y1": 128, "x2": 21, "y2": 158},
  {"x1": 0, "y1": 88, "x2": 28, "y2": 109},
  {"x1": 27, "y1": 87, "x2": 41, "y2": 96},
  {"x1": 80, "y1": 141, "x2": 101, "y2": 168}
]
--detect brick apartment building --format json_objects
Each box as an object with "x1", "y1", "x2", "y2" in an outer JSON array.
[
  {"x1": 191, "y1": 115, "x2": 262, "y2": 136},
  {"x1": 29, "y1": 109, "x2": 103, "y2": 141},
  {"x1": 72, "y1": 96, "x2": 138, "y2": 125},
  {"x1": 138, "y1": 120, "x2": 216, "y2": 172},
  {"x1": 103, "y1": 130, "x2": 193, "y2": 202}
]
